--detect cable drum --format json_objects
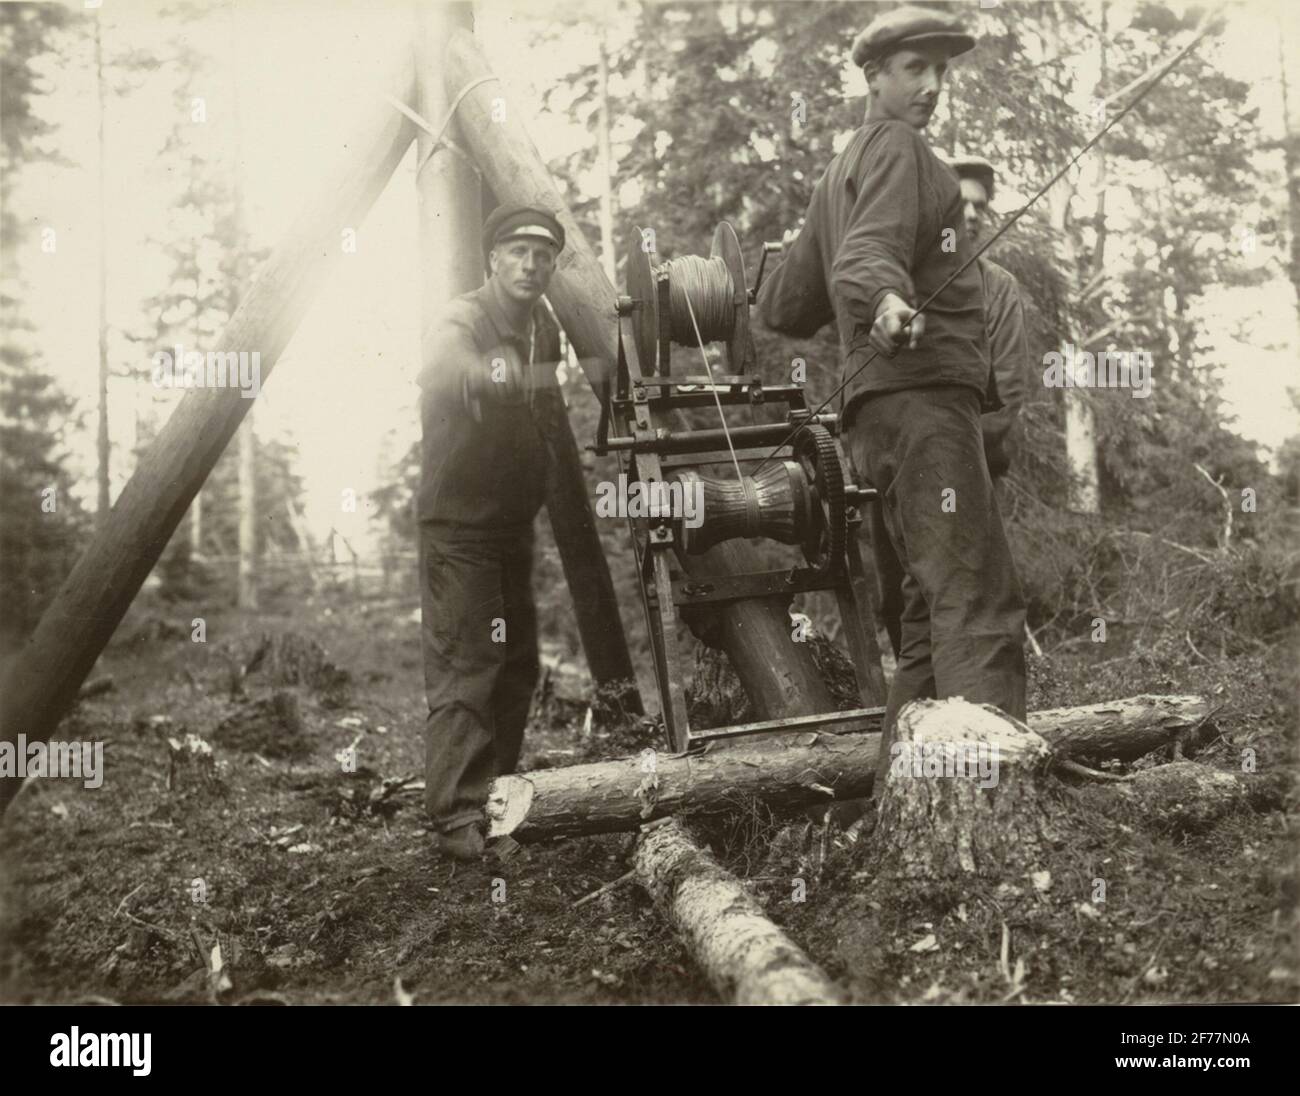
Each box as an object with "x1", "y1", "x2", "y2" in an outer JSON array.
[{"x1": 654, "y1": 254, "x2": 736, "y2": 346}]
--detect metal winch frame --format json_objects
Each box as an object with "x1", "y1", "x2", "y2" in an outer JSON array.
[{"x1": 593, "y1": 222, "x2": 887, "y2": 752}]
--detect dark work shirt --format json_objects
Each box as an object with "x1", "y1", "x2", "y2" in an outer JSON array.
[
  {"x1": 980, "y1": 257, "x2": 1028, "y2": 416},
  {"x1": 416, "y1": 283, "x2": 561, "y2": 532},
  {"x1": 757, "y1": 119, "x2": 989, "y2": 419}
]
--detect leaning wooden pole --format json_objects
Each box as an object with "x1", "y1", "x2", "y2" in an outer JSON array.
[
  {"x1": 0, "y1": 59, "x2": 417, "y2": 816},
  {"x1": 443, "y1": 29, "x2": 835, "y2": 723}
]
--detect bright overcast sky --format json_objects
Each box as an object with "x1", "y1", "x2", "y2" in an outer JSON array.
[{"x1": 11, "y1": 0, "x2": 1300, "y2": 550}]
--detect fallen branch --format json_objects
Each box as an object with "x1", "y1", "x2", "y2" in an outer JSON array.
[
  {"x1": 1054, "y1": 757, "x2": 1132, "y2": 783},
  {"x1": 573, "y1": 869, "x2": 635, "y2": 908}
]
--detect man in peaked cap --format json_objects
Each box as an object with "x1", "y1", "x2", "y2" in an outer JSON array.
[
  {"x1": 415, "y1": 203, "x2": 566, "y2": 860},
  {"x1": 757, "y1": 5, "x2": 1027, "y2": 781},
  {"x1": 867, "y1": 150, "x2": 1031, "y2": 661}
]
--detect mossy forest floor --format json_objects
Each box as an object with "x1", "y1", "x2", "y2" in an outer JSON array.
[{"x1": 1, "y1": 589, "x2": 1296, "y2": 1004}]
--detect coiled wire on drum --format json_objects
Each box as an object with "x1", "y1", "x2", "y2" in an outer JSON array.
[{"x1": 653, "y1": 254, "x2": 735, "y2": 346}]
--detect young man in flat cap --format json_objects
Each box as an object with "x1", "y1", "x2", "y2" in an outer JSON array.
[
  {"x1": 865, "y1": 151, "x2": 1031, "y2": 659},
  {"x1": 415, "y1": 203, "x2": 566, "y2": 860},
  {"x1": 757, "y1": 6, "x2": 1027, "y2": 769}
]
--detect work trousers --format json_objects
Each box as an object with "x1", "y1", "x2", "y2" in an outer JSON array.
[
  {"x1": 419, "y1": 522, "x2": 539, "y2": 833},
  {"x1": 846, "y1": 386, "x2": 1027, "y2": 755}
]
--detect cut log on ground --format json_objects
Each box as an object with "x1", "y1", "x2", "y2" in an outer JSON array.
[
  {"x1": 689, "y1": 637, "x2": 1213, "y2": 760},
  {"x1": 489, "y1": 731, "x2": 875, "y2": 842},
  {"x1": 633, "y1": 818, "x2": 839, "y2": 1004},
  {"x1": 870, "y1": 698, "x2": 1060, "y2": 883},
  {"x1": 489, "y1": 694, "x2": 1211, "y2": 842},
  {"x1": 1031, "y1": 694, "x2": 1216, "y2": 762}
]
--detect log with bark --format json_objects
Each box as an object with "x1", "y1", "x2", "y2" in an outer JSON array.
[
  {"x1": 632, "y1": 818, "x2": 839, "y2": 1004},
  {"x1": 689, "y1": 639, "x2": 1217, "y2": 761},
  {"x1": 488, "y1": 694, "x2": 1212, "y2": 842},
  {"x1": 1031, "y1": 694, "x2": 1219, "y2": 762}
]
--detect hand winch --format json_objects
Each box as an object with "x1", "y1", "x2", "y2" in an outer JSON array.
[{"x1": 592, "y1": 221, "x2": 888, "y2": 751}]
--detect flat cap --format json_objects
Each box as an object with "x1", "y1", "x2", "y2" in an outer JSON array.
[
  {"x1": 851, "y1": 6, "x2": 975, "y2": 66},
  {"x1": 482, "y1": 204, "x2": 566, "y2": 258},
  {"x1": 941, "y1": 153, "x2": 996, "y2": 200}
]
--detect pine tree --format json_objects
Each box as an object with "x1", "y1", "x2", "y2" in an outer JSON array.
[{"x1": 0, "y1": 2, "x2": 86, "y2": 643}]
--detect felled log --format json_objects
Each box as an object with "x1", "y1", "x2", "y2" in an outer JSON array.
[
  {"x1": 633, "y1": 818, "x2": 839, "y2": 1004},
  {"x1": 688, "y1": 636, "x2": 1211, "y2": 760},
  {"x1": 488, "y1": 694, "x2": 1211, "y2": 842},
  {"x1": 1032, "y1": 694, "x2": 1214, "y2": 762},
  {"x1": 870, "y1": 698, "x2": 1060, "y2": 883},
  {"x1": 489, "y1": 732, "x2": 875, "y2": 842}
]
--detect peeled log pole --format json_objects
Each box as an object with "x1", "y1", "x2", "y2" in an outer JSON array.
[
  {"x1": 441, "y1": 29, "x2": 834, "y2": 723},
  {"x1": 0, "y1": 60, "x2": 417, "y2": 816},
  {"x1": 633, "y1": 818, "x2": 839, "y2": 1004},
  {"x1": 489, "y1": 694, "x2": 1210, "y2": 842}
]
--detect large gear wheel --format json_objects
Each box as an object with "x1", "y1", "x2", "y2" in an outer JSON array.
[{"x1": 793, "y1": 424, "x2": 847, "y2": 574}]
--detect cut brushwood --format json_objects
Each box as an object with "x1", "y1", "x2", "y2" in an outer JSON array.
[
  {"x1": 487, "y1": 694, "x2": 1211, "y2": 842},
  {"x1": 632, "y1": 817, "x2": 839, "y2": 1004}
]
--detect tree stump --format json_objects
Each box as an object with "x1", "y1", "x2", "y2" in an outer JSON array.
[
  {"x1": 166, "y1": 734, "x2": 225, "y2": 796},
  {"x1": 211, "y1": 689, "x2": 310, "y2": 759},
  {"x1": 243, "y1": 632, "x2": 350, "y2": 707},
  {"x1": 870, "y1": 698, "x2": 1061, "y2": 886}
]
